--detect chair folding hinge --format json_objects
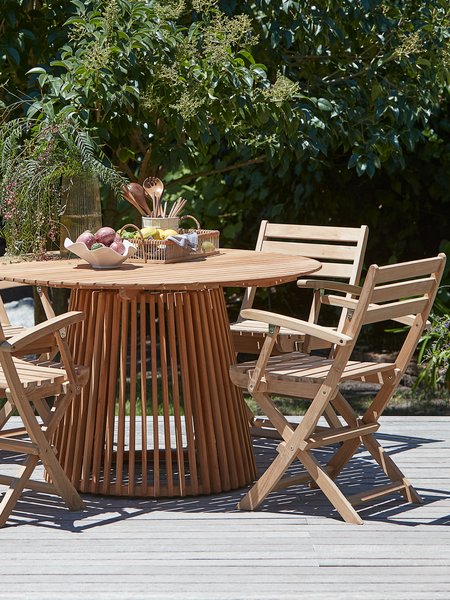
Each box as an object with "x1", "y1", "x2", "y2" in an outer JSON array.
[
  {"x1": 248, "y1": 379, "x2": 261, "y2": 393},
  {"x1": 268, "y1": 324, "x2": 276, "y2": 334},
  {"x1": 68, "y1": 383, "x2": 81, "y2": 396},
  {"x1": 278, "y1": 439, "x2": 307, "y2": 455},
  {"x1": 248, "y1": 379, "x2": 267, "y2": 394}
]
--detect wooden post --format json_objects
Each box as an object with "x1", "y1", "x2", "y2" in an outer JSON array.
[
  {"x1": 60, "y1": 173, "x2": 103, "y2": 253},
  {"x1": 51, "y1": 172, "x2": 103, "y2": 316}
]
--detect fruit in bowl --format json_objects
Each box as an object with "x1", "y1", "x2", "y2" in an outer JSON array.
[
  {"x1": 92, "y1": 226, "x2": 117, "y2": 247},
  {"x1": 64, "y1": 226, "x2": 137, "y2": 269}
]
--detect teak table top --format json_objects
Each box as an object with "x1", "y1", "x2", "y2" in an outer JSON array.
[{"x1": 0, "y1": 249, "x2": 321, "y2": 290}]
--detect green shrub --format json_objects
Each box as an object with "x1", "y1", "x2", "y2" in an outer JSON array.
[{"x1": 417, "y1": 312, "x2": 450, "y2": 390}]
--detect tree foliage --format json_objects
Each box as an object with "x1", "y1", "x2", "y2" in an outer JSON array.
[
  {"x1": 0, "y1": 1, "x2": 70, "y2": 102},
  {"x1": 234, "y1": 0, "x2": 450, "y2": 176},
  {"x1": 193, "y1": 0, "x2": 450, "y2": 262},
  {"x1": 0, "y1": 0, "x2": 449, "y2": 263},
  {"x1": 4, "y1": 1, "x2": 448, "y2": 178},
  {"x1": 21, "y1": 0, "x2": 300, "y2": 185}
]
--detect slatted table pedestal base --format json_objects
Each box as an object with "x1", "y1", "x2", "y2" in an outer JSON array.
[{"x1": 53, "y1": 288, "x2": 256, "y2": 497}]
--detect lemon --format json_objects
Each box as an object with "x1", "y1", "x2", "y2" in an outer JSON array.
[
  {"x1": 140, "y1": 226, "x2": 158, "y2": 240},
  {"x1": 201, "y1": 241, "x2": 215, "y2": 252},
  {"x1": 147, "y1": 228, "x2": 164, "y2": 240},
  {"x1": 160, "y1": 228, "x2": 179, "y2": 240}
]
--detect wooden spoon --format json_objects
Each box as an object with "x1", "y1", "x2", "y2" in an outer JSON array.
[
  {"x1": 122, "y1": 186, "x2": 146, "y2": 216},
  {"x1": 126, "y1": 182, "x2": 152, "y2": 215},
  {"x1": 143, "y1": 177, "x2": 164, "y2": 216}
]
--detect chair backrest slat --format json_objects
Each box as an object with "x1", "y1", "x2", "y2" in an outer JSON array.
[
  {"x1": 264, "y1": 223, "x2": 365, "y2": 242},
  {"x1": 363, "y1": 298, "x2": 430, "y2": 325},
  {"x1": 371, "y1": 278, "x2": 436, "y2": 304},
  {"x1": 373, "y1": 256, "x2": 445, "y2": 284},
  {"x1": 262, "y1": 240, "x2": 359, "y2": 262}
]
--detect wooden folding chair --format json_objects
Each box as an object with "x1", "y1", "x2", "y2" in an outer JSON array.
[
  {"x1": 230, "y1": 221, "x2": 368, "y2": 355},
  {"x1": 0, "y1": 309, "x2": 89, "y2": 527},
  {"x1": 229, "y1": 222, "x2": 368, "y2": 436},
  {"x1": 230, "y1": 253, "x2": 446, "y2": 524}
]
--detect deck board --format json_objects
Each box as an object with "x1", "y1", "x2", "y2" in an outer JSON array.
[{"x1": 1, "y1": 415, "x2": 450, "y2": 599}]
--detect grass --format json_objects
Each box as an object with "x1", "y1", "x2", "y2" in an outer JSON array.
[{"x1": 244, "y1": 387, "x2": 450, "y2": 417}]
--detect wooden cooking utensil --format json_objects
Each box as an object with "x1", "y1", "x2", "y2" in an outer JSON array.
[
  {"x1": 143, "y1": 177, "x2": 164, "y2": 217},
  {"x1": 126, "y1": 182, "x2": 152, "y2": 215},
  {"x1": 122, "y1": 186, "x2": 146, "y2": 216}
]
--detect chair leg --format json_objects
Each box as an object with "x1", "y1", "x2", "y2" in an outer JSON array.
[
  {"x1": 323, "y1": 391, "x2": 368, "y2": 481},
  {"x1": 362, "y1": 433, "x2": 422, "y2": 504},
  {"x1": 238, "y1": 440, "x2": 364, "y2": 524},
  {"x1": 238, "y1": 445, "x2": 296, "y2": 510},
  {"x1": 296, "y1": 449, "x2": 363, "y2": 524},
  {"x1": 254, "y1": 392, "x2": 295, "y2": 439},
  {"x1": 32, "y1": 427, "x2": 84, "y2": 511},
  {"x1": 239, "y1": 387, "x2": 361, "y2": 522},
  {"x1": 324, "y1": 438, "x2": 361, "y2": 481},
  {"x1": 8, "y1": 391, "x2": 84, "y2": 513},
  {"x1": 46, "y1": 389, "x2": 75, "y2": 437},
  {"x1": 323, "y1": 404, "x2": 342, "y2": 428},
  {"x1": 0, "y1": 399, "x2": 15, "y2": 429},
  {"x1": 41, "y1": 454, "x2": 84, "y2": 510},
  {"x1": 244, "y1": 400, "x2": 256, "y2": 425},
  {"x1": 0, "y1": 455, "x2": 39, "y2": 527},
  {"x1": 250, "y1": 398, "x2": 342, "y2": 440},
  {"x1": 326, "y1": 392, "x2": 421, "y2": 505},
  {"x1": 32, "y1": 397, "x2": 52, "y2": 425}
]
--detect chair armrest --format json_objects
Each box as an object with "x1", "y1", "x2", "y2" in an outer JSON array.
[
  {"x1": 297, "y1": 279, "x2": 362, "y2": 296},
  {"x1": 240, "y1": 309, "x2": 353, "y2": 346},
  {"x1": 0, "y1": 311, "x2": 84, "y2": 353}
]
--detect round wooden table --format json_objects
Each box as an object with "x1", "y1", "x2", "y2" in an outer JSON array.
[{"x1": 0, "y1": 249, "x2": 321, "y2": 497}]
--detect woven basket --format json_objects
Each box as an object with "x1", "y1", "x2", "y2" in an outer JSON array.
[{"x1": 119, "y1": 217, "x2": 220, "y2": 263}]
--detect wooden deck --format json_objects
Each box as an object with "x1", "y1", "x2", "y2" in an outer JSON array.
[{"x1": 1, "y1": 415, "x2": 450, "y2": 599}]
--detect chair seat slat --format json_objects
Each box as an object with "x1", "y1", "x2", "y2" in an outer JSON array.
[{"x1": 231, "y1": 353, "x2": 396, "y2": 385}]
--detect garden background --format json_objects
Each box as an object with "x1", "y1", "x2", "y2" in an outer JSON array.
[{"x1": 1, "y1": 0, "x2": 449, "y2": 405}]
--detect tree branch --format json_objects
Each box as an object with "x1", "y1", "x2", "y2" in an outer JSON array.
[
  {"x1": 139, "y1": 146, "x2": 153, "y2": 181},
  {"x1": 116, "y1": 157, "x2": 135, "y2": 181},
  {"x1": 167, "y1": 155, "x2": 266, "y2": 188}
]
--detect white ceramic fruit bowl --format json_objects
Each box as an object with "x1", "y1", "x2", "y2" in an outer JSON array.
[{"x1": 64, "y1": 238, "x2": 137, "y2": 269}]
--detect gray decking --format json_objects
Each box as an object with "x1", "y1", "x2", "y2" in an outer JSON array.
[{"x1": 1, "y1": 416, "x2": 450, "y2": 600}]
